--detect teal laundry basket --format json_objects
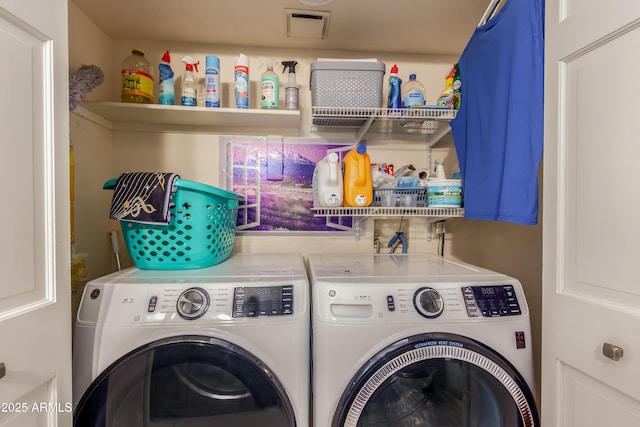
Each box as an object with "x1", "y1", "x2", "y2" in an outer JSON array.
[{"x1": 104, "y1": 178, "x2": 238, "y2": 270}]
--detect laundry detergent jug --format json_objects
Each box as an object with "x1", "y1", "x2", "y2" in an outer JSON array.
[
  {"x1": 313, "y1": 152, "x2": 343, "y2": 207},
  {"x1": 343, "y1": 144, "x2": 373, "y2": 207}
]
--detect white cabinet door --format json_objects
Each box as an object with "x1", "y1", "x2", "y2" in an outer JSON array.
[
  {"x1": 0, "y1": 0, "x2": 71, "y2": 425},
  {"x1": 543, "y1": 1, "x2": 640, "y2": 425}
]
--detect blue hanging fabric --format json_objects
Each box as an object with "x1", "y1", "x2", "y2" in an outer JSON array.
[{"x1": 450, "y1": 0, "x2": 545, "y2": 225}]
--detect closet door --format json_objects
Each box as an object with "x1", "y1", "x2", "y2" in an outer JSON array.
[
  {"x1": 543, "y1": 1, "x2": 640, "y2": 425},
  {"x1": 0, "y1": 0, "x2": 71, "y2": 425}
]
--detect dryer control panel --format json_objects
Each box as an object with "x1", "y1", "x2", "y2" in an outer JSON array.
[{"x1": 462, "y1": 285, "x2": 522, "y2": 317}]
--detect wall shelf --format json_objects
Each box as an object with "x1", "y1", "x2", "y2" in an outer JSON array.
[
  {"x1": 312, "y1": 206, "x2": 464, "y2": 239},
  {"x1": 77, "y1": 101, "x2": 301, "y2": 133},
  {"x1": 311, "y1": 106, "x2": 457, "y2": 144}
]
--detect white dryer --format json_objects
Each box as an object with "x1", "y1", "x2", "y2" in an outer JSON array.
[
  {"x1": 73, "y1": 253, "x2": 309, "y2": 427},
  {"x1": 308, "y1": 253, "x2": 539, "y2": 427}
]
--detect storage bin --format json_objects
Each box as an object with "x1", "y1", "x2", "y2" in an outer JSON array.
[
  {"x1": 310, "y1": 60, "x2": 386, "y2": 108},
  {"x1": 426, "y1": 179, "x2": 462, "y2": 207},
  {"x1": 373, "y1": 187, "x2": 426, "y2": 207},
  {"x1": 104, "y1": 178, "x2": 239, "y2": 270}
]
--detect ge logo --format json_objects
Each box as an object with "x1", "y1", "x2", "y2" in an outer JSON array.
[{"x1": 328, "y1": 289, "x2": 337, "y2": 298}]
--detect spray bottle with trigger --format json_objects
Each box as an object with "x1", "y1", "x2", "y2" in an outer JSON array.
[
  {"x1": 282, "y1": 61, "x2": 299, "y2": 111},
  {"x1": 259, "y1": 57, "x2": 279, "y2": 109},
  {"x1": 180, "y1": 55, "x2": 199, "y2": 106}
]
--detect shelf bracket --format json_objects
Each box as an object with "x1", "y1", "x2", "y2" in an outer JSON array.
[
  {"x1": 427, "y1": 123, "x2": 452, "y2": 148},
  {"x1": 355, "y1": 115, "x2": 376, "y2": 143}
]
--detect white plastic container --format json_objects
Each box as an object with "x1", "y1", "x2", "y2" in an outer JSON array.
[
  {"x1": 313, "y1": 152, "x2": 343, "y2": 207},
  {"x1": 426, "y1": 179, "x2": 462, "y2": 207}
]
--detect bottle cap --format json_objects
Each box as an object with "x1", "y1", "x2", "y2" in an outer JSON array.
[
  {"x1": 409, "y1": 74, "x2": 417, "y2": 80},
  {"x1": 206, "y1": 56, "x2": 220, "y2": 69},
  {"x1": 391, "y1": 64, "x2": 398, "y2": 74},
  {"x1": 356, "y1": 144, "x2": 367, "y2": 155}
]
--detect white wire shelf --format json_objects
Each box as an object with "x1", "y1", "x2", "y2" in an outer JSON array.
[
  {"x1": 312, "y1": 106, "x2": 456, "y2": 129},
  {"x1": 312, "y1": 206, "x2": 464, "y2": 218}
]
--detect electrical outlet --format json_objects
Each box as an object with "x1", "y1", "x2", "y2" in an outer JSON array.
[{"x1": 435, "y1": 221, "x2": 445, "y2": 234}]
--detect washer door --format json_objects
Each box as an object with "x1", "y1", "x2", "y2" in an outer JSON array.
[
  {"x1": 74, "y1": 335, "x2": 296, "y2": 426},
  {"x1": 333, "y1": 333, "x2": 539, "y2": 427}
]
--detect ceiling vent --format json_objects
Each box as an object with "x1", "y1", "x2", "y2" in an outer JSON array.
[{"x1": 285, "y1": 9, "x2": 330, "y2": 40}]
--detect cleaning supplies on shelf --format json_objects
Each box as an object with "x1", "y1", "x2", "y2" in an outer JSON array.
[
  {"x1": 158, "y1": 50, "x2": 175, "y2": 105},
  {"x1": 260, "y1": 57, "x2": 279, "y2": 109},
  {"x1": 433, "y1": 158, "x2": 446, "y2": 179},
  {"x1": 205, "y1": 55, "x2": 221, "y2": 108},
  {"x1": 180, "y1": 56, "x2": 199, "y2": 106},
  {"x1": 402, "y1": 74, "x2": 426, "y2": 109},
  {"x1": 313, "y1": 152, "x2": 343, "y2": 207},
  {"x1": 121, "y1": 48, "x2": 153, "y2": 104},
  {"x1": 235, "y1": 53, "x2": 250, "y2": 109},
  {"x1": 453, "y1": 63, "x2": 461, "y2": 110},
  {"x1": 436, "y1": 68, "x2": 455, "y2": 107},
  {"x1": 343, "y1": 144, "x2": 373, "y2": 207},
  {"x1": 371, "y1": 164, "x2": 396, "y2": 188},
  {"x1": 387, "y1": 64, "x2": 402, "y2": 109},
  {"x1": 282, "y1": 61, "x2": 299, "y2": 110}
]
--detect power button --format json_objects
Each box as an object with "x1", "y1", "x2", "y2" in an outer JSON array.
[{"x1": 386, "y1": 295, "x2": 395, "y2": 311}]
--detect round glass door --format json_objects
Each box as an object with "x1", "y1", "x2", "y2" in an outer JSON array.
[
  {"x1": 333, "y1": 333, "x2": 539, "y2": 427},
  {"x1": 74, "y1": 335, "x2": 296, "y2": 426}
]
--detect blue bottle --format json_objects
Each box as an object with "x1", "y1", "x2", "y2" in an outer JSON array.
[
  {"x1": 388, "y1": 64, "x2": 402, "y2": 109},
  {"x1": 158, "y1": 50, "x2": 175, "y2": 105}
]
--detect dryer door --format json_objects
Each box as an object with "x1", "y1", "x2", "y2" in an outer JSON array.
[
  {"x1": 73, "y1": 335, "x2": 296, "y2": 426},
  {"x1": 333, "y1": 333, "x2": 539, "y2": 427}
]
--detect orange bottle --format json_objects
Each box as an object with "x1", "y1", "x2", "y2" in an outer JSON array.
[{"x1": 342, "y1": 144, "x2": 373, "y2": 207}]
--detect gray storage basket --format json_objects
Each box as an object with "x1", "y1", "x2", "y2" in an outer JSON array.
[{"x1": 310, "y1": 60, "x2": 386, "y2": 108}]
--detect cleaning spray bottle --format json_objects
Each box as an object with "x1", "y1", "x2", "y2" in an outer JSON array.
[
  {"x1": 180, "y1": 56, "x2": 199, "y2": 106},
  {"x1": 234, "y1": 53, "x2": 250, "y2": 109},
  {"x1": 282, "y1": 61, "x2": 299, "y2": 110},
  {"x1": 158, "y1": 50, "x2": 175, "y2": 105},
  {"x1": 387, "y1": 64, "x2": 402, "y2": 110},
  {"x1": 260, "y1": 57, "x2": 279, "y2": 109}
]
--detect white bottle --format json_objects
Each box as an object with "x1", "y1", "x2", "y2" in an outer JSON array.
[
  {"x1": 313, "y1": 152, "x2": 343, "y2": 207},
  {"x1": 205, "y1": 55, "x2": 221, "y2": 108}
]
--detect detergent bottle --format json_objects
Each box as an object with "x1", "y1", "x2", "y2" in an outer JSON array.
[
  {"x1": 387, "y1": 64, "x2": 402, "y2": 109},
  {"x1": 121, "y1": 48, "x2": 153, "y2": 104},
  {"x1": 260, "y1": 57, "x2": 279, "y2": 109},
  {"x1": 313, "y1": 152, "x2": 343, "y2": 207},
  {"x1": 158, "y1": 50, "x2": 175, "y2": 105},
  {"x1": 180, "y1": 56, "x2": 199, "y2": 106},
  {"x1": 342, "y1": 144, "x2": 373, "y2": 207}
]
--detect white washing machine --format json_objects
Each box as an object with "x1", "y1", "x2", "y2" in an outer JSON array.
[
  {"x1": 73, "y1": 253, "x2": 309, "y2": 427},
  {"x1": 308, "y1": 253, "x2": 540, "y2": 427}
]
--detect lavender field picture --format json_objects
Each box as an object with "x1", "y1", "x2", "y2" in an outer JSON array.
[{"x1": 227, "y1": 139, "x2": 353, "y2": 232}]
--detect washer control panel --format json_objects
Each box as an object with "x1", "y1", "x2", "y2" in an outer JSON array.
[
  {"x1": 233, "y1": 285, "x2": 294, "y2": 317},
  {"x1": 462, "y1": 285, "x2": 522, "y2": 317}
]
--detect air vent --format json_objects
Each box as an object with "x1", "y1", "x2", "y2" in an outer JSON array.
[{"x1": 285, "y1": 9, "x2": 330, "y2": 40}]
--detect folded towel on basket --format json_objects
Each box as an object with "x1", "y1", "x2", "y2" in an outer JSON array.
[{"x1": 109, "y1": 172, "x2": 180, "y2": 225}]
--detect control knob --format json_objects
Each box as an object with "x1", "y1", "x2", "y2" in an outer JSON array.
[
  {"x1": 177, "y1": 287, "x2": 210, "y2": 320},
  {"x1": 413, "y1": 287, "x2": 444, "y2": 319}
]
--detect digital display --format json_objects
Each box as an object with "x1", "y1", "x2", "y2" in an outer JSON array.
[
  {"x1": 462, "y1": 285, "x2": 521, "y2": 317},
  {"x1": 233, "y1": 285, "x2": 293, "y2": 317}
]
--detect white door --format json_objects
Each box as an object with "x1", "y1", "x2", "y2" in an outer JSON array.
[
  {"x1": 0, "y1": 0, "x2": 71, "y2": 425},
  {"x1": 542, "y1": 1, "x2": 640, "y2": 425}
]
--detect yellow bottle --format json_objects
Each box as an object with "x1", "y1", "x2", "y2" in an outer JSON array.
[
  {"x1": 342, "y1": 144, "x2": 373, "y2": 207},
  {"x1": 121, "y1": 48, "x2": 153, "y2": 103}
]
